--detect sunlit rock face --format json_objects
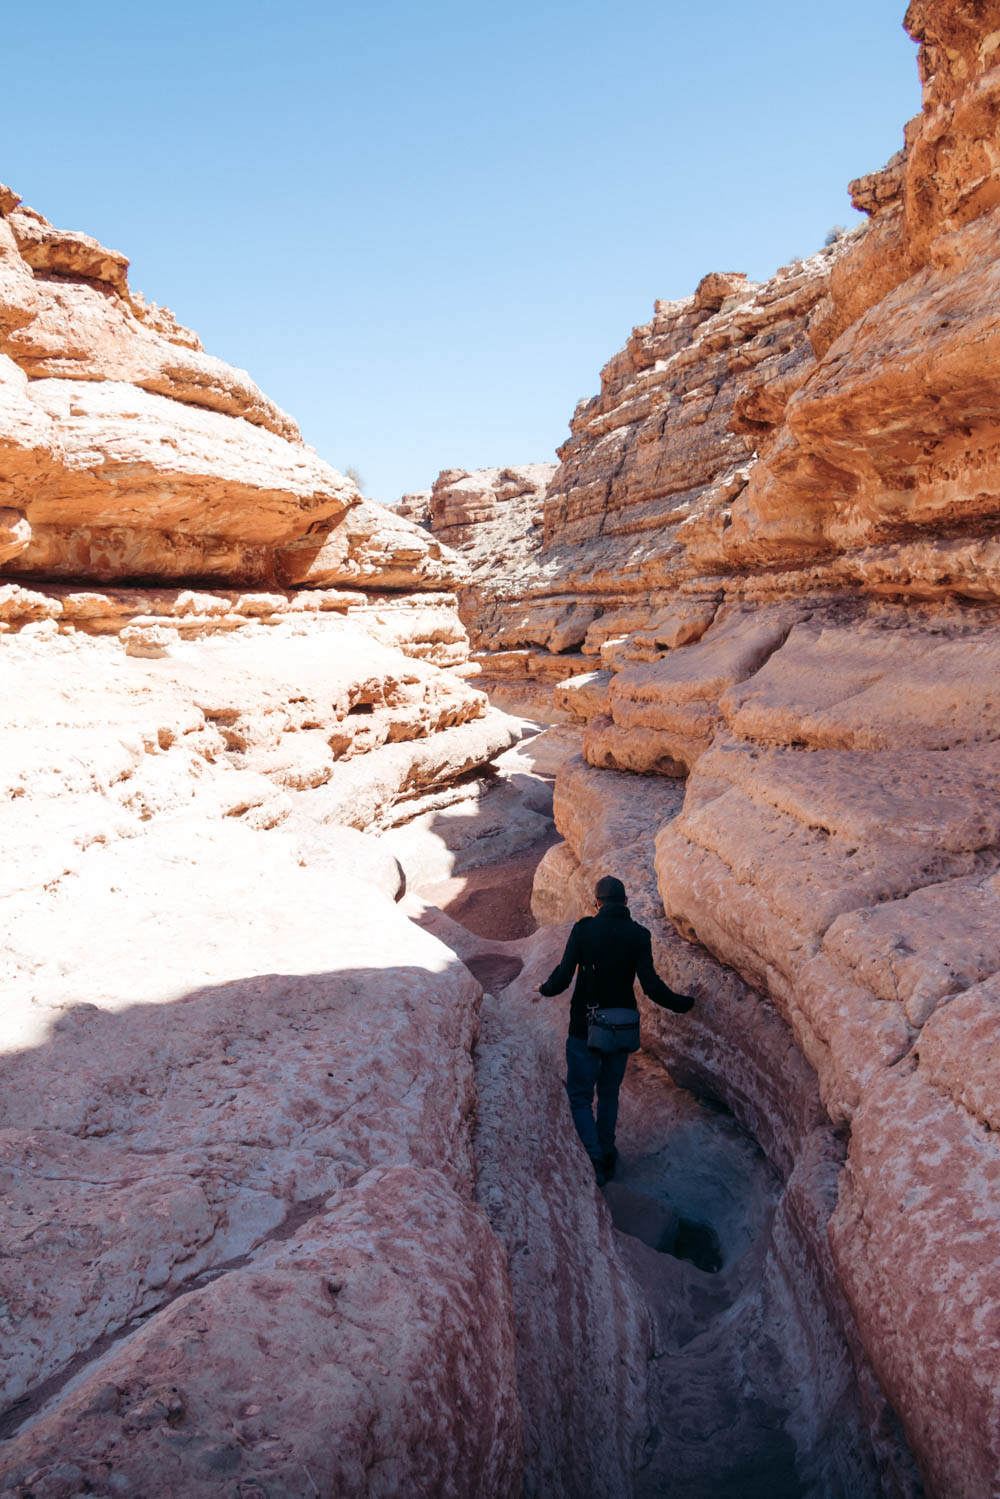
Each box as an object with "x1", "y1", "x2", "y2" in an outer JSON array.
[
  {"x1": 6, "y1": 0, "x2": 1000, "y2": 1487},
  {"x1": 393, "y1": 462, "x2": 560, "y2": 717},
  {"x1": 0, "y1": 184, "x2": 535, "y2": 1494},
  {"x1": 0, "y1": 188, "x2": 464, "y2": 595},
  {"x1": 437, "y1": 3, "x2": 1000, "y2": 1494}
]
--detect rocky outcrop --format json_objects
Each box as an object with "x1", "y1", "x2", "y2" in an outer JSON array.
[
  {"x1": 0, "y1": 843, "x2": 523, "y2": 1496},
  {"x1": 447, "y1": 4, "x2": 1000, "y2": 709},
  {"x1": 0, "y1": 186, "x2": 462, "y2": 595},
  {"x1": 0, "y1": 185, "x2": 543, "y2": 1496},
  {"x1": 426, "y1": 463, "x2": 554, "y2": 552},
  {"x1": 407, "y1": 260, "x2": 852, "y2": 716},
  {"x1": 395, "y1": 463, "x2": 559, "y2": 715},
  {"x1": 427, "y1": 3, "x2": 1000, "y2": 1494},
  {"x1": 457, "y1": 253, "x2": 834, "y2": 686},
  {"x1": 6, "y1": 0, "x2": 1000, "y2": 1489}
]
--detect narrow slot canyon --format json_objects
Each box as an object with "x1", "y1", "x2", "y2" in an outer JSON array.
[
  {"x1": 404, "y1": 729, "x2": 917, "y2": 1499},
  {"x1": 2, "y1": 711, "x2": 921, "y2": 1499},
  {"x1": 4, "y1": 5, "x2": 1000, "y2": 1490}
]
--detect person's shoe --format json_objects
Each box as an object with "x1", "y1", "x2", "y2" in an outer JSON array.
[
  {"x1": 592, "y1": 1156, "x2": 610, "y2": 1187},
  {"x1": 600, "y1": 1147, "x2": 618, "y2": 1181}
]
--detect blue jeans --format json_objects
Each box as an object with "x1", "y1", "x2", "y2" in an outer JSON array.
[{"x1": 565, "y1": 1035, "x2": 629, "y2": 1163}]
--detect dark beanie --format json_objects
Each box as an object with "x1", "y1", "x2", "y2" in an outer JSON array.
[{"x1": 595, "y1": 875, "x2": 627, "y2": 904}]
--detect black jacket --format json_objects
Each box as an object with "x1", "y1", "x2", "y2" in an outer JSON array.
[{"x1": 538, "y1": 901, "x2": 695, "y2": 1040}]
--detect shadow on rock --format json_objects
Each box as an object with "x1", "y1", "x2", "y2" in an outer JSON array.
[{"x1": 0, "y1": 953, "x2": 525, "y2": 1499}]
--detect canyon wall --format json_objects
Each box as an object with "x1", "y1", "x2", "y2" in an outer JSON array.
[
  {"x1": 436, "y1": 4, "x2": 1000, "y2": 1496},
  {"x1": 394, "y1": 463, "x2": 560, "y2": 718},
  {"x1": 5, "y1": 0, "x2": 1000, "y2": 1492},
  {"x1": 0, "y1": 186, "x2": 542, "y2": 1495}
]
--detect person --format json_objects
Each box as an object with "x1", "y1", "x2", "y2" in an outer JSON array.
[{"x1": 536, "y1": 874, "x2": 695, "y2": 1186}]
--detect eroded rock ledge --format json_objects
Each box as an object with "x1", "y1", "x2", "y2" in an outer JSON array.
[
  {"x1": 410, "y1": 3, "x2": 1000, "y2": 1495},
  {"x1": 0, "y1": 179, "x2": 533, "y2": 1496},
  {"x1": 4, "y1": 0, "x2": 1000, "y2": 1493}
]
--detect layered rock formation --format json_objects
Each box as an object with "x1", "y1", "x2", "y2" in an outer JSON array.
[
  {"x1": 0, "y1": 187, "x2": 541, "y2": 1496},
  {"x1": 416, "y1": 258, "x2": 850, "y2": 718},
  {"x1": 395, "y1": 463, "x2": 561, "y2": 716},
  {"x1": 0, "y1": 188, "x2": 467, "y2": 597},
  {"x1": 1, "y1": 856, "x2": 524, "y2": 1496},
  {"x1": 440, "y1": 4, "x2": 1000, "y2": 1495},
  {"x1": 6, "y1": 0, "x2": 1000, "y2": 1492}
]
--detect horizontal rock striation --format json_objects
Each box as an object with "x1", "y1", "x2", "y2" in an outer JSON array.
[
  {"x1": 0, "y1": 182, "x2": 501, "y2": 833},
  {"x1": 427, "y1": 463, "x2": 555, "y2": 553},
  {"x1": 445, "y1": 2, "x2": 1000, "y2": 1494},
  {"x1": 394, "y1": 463, "x2": 558, "y2": 715},
  {"x1": 0, "y1": 187, "x2": 459, "y2": 594},
  {"x1": 7, "y1": 0, "x2": 1000, "y2": 1487},
  {"x1": 443, "y1": 14, "x2": 1000, "y2": 716},
  {"x1": 459, "y1": 254, "x2": 834, "y2": 680},
  {"x1": 0, "y1": 184, "x2": 538, "y2": 1494}
]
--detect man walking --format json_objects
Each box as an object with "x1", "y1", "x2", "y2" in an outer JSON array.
[{"x1": 536, "y1": 875, "x2": 695, "y2": 1185}]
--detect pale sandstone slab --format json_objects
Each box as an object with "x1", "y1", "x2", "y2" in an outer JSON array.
[
  {"x1": 275, "y1": 497, "x2": 460, "y2": 591},
  {"x1": 821, "y1": 869, "x2": 1000, "y2": 1027},
  {"x1": 0, "y1": 621, "x2": 495, "y2": 901},
  {"x1": 349, "y1": 595, "x2": 469, "y2": 667},
  {"x1": 5, "y1": 276, "x2": 300, "y2": 439},
  {"x1": 493, "y1": 723, "x2": 584, "y2": 781},
  {"x1": 650, "y1": 729, "x2": 1000, "y2": 1113},
  {"x1": 554, "y1": 669, "x2": 612, "y2": 722},
  {"x1": 0, "y1": 836, "x2": 499, "y2": 1417},
  {"x1": 292, "y1": 710, "x2": 518, "y2": 832},
  {"x1": 697, "y1": 732, "x2": 1000, "y2": 854},
  {"x1": 609, "y1": 607, "x2": 799, "y2": 726},
  {"x1": 0, "y1": 354, "x2": 60, "y2": 505},
  {"x1": 16, "y1": 379, "x2": 355, "y2": 546},
  {"x1": 0, "y1": 217, "x2": 39, "y2": 336},
  {"x1": 723, "y1": 616, "x2": 1000, "y2": 751},
  {"x1": 552, "y1": 753, "x2": 685, "y2": 886},
  {"x1": 584, "y1": 607, "x2": 665, "y2": 656},
  {"x1": 609, "y1": 598, "x2": 718, "y2": 659},
  {"x1": 589, "y1": 606, "x2": 799, "y2": 772},
  {"x1": 656, "y1": 711, "x2": 1000, "y2": 1108},
  {"x1": 1, "y1": 1167, "x2": 522, "y2": 1499},
  {"x1": 829, "y1": 1020, "x2": 1000, "y2": 1499},
  {"x1": 655, "y1": 819, "x2": 914, "y2": 1119},
  {"x1": 915, "y1": 979, "x2": 1000, "y2": 1133}
]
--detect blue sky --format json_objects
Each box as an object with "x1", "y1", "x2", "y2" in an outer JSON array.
[{"x1": 2, "y1": 2, "x2": 920, "y2": 503}]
